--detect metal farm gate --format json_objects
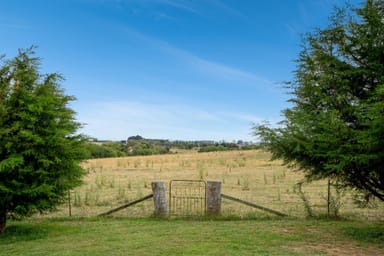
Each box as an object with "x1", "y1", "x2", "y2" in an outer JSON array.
[{"x1": 169, "y1": 180, "x2": 206, "y2": 216}]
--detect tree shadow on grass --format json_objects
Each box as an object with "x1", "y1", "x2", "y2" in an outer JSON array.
[
  {"x1": 343, "y1": 226, "x2": 384, "y2": 244},
  {"x1": 0, "y1": 224, "x2": 48, "y2": 244}
]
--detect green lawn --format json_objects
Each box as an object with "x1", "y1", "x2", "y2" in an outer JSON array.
[{"x1": 1, "y1": 217, "x2": 383, "y2": 255}]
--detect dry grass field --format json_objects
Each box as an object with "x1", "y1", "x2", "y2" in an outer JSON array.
[{"x1": 45, "y1": 150, "x2": 384, "y2": 220}]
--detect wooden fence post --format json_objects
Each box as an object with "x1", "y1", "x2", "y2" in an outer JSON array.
[
  {"x1": 151, "y1": 180, "x2": 168, "y2": 216},
  {"x1": 206, "y1": 180, "x2": 221, "y2": 215}
]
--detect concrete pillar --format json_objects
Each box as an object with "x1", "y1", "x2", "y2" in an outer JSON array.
[
  {"x1": 151, "y1": 180, "x2": 168, "y2": 216},
  {"x1": 206, "y1": 180, "x2": 221, "y2": 215}
]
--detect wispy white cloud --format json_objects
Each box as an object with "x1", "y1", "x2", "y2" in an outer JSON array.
[
  {"x1": 150, "y1": 0, "x2": 200, "y2": 15},
  {"x1": 90, "y1": 0, "x2": 246, "y2": 23},
  {"x1": 0, "y1": 23, "x2": 30, "y2": 30},
  {"x1": 154, "y1": 0, "x2": 247, "y2": 20},
  {"x1": 205, "y1": 0, "x2": 247, "y2": 19},
  {"x1": 124, "y1": 0, "x2": 243, "y2": 18},
  {"x1": 162, "y1": 42, "x2": 273, "y2": 86},
  {"x1": 284, "y1": 22, "x2": 300, "y2": 37},
  {"x1": 77, "y1": 100, "x2": 265, "y2": 141},
  {"x1": 121, "y1": 26, "x2": 274, "y2": 87},
  {"x1": 187, "y1": 55, "x2": 273, "y2": 85},
  {"x1": 151, "y1": 11, "x2": 176, "y2": 21},
  {"x1": 90, "y1": 0, "x2": 201, "y2": 15},
  {"x1": 83, "y1": 1, "x2": 269, "y2": 86}
]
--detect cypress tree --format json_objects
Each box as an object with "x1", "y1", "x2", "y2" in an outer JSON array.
[
  {"x1": 0, "y1": 47, "x2": 86, "y2": 232},
  {"x1": 255, "y1": 0, "x2": 384, "y2": 202}
]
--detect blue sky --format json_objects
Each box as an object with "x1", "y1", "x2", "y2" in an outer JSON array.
[{"x1": 1, "y1": 0, "x2": 361, "y2": 141}]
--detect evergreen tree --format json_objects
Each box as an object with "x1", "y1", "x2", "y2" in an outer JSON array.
[
  {"x1": 0, "y1": 48, "x2": 86, "y2": 232},
  {"x1": 255, "y1": 0, "x2": 384, "y2": 202}
]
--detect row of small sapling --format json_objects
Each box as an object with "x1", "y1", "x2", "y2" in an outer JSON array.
[{"x1": 61, "y1": 151, "x2": 383, "y2": 219}]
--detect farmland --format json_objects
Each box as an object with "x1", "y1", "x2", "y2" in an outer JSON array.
[
  {"x1": 46, "y1": 149, "x2": 383, "y2": 220},
  {"x1": 2, "y1": 149, "x2": 384, "y2": 256}
]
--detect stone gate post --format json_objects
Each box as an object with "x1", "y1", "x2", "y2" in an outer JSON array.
[
  {"x1": 151, "y1": 180, "x2": 168, "y2": 216},
  {"x1": 206, "y1": 180, "x2": 221, "y2": 215}
]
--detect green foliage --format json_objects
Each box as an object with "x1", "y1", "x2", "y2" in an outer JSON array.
[
  {"x1": 171, "y1": 140, "x2": 255, "y2": 151},
  {"x1": 294, "y1": 182, "x2": 313, "y2": 217},
  {"x1": 84, "y1": 141, "x2": 125, "y2": 158},
  {"x1": 198, "y1": 142, "x2": 240, "y2": 152},
  {"x1": 126, "y1": 136, "x2": 170, "y2": 156},
  {"x1": 254, "y1": 0, "x2": 384, "y2": 202},
  {"x1": 0, "y1": 47, "x2": 86, "y2": 231},
  {"x1": 198, "y1": 145, "x2": 227, "y2": 152}
]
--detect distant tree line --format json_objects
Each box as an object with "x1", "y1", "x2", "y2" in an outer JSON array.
[
  {"x1": 84, "y1": 141, "x2": 126, "y2": 158},
  {"x1": 84, "y1": 135, "x2": 258, "y2": 159},
  {"x1": 126, "y1": 135, "x2": 170, "y2": 156}
]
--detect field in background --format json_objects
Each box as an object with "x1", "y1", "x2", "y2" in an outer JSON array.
[{"x1": 45, "y1": 150, "x2": 384, "y2": 220}]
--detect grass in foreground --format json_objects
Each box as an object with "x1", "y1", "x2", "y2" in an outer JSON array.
[{"x1": 1, "y1": 217, "x2": 383, "y2": 256}]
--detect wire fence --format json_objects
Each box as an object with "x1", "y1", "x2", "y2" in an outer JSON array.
[{"x1": 40, "y1": 179, "x2": 384, "y2": 221}]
